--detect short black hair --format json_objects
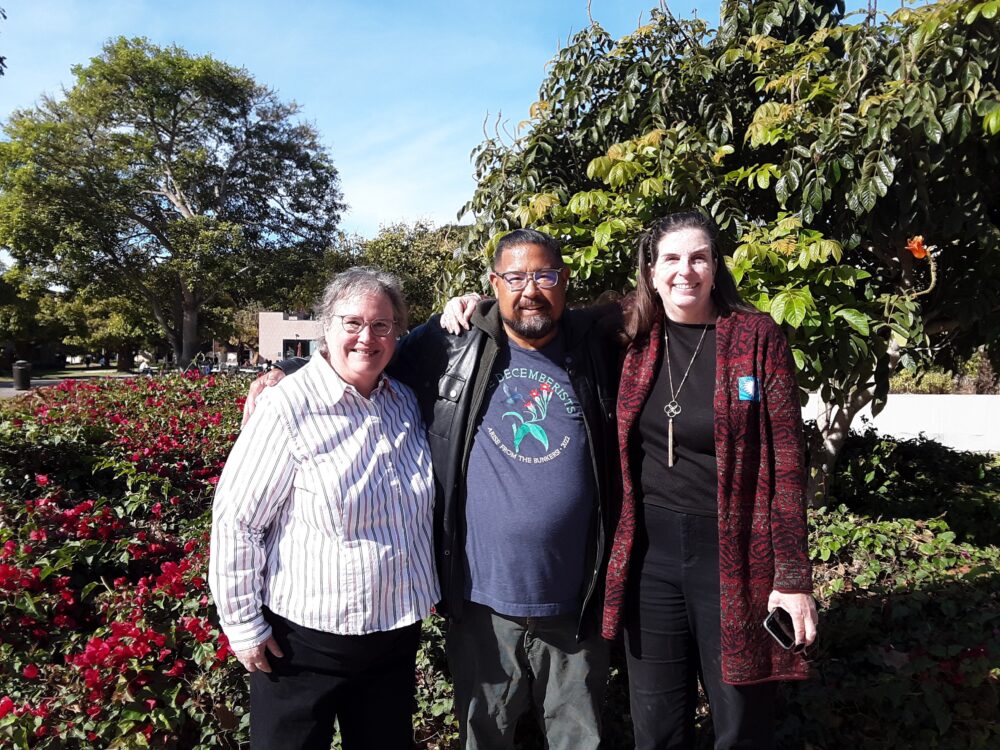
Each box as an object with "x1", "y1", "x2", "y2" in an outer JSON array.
[{"x1": 492, "y1": 229, "x2": 564, "y2": 270}]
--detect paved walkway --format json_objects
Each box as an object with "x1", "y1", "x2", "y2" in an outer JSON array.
[{"x1": 0, "y1": 372, "x2": 134, "y2": 399}]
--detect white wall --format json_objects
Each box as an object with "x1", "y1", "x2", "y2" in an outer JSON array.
[
  {"x1": 804, "y1": 394, "x2": 1000, "y2": 453},
  {"x1": 258, "y1": 312, "x2": 322, "y2": 363}
]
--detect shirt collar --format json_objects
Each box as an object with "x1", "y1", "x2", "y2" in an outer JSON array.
[{"x1": 308, "y1": 353, "x2": 395, "y2": 405}]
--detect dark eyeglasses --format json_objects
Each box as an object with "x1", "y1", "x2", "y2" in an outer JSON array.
[
  {"x1": 331, "y1": 315, "x2": 396, "y2": 338},
  {"x1": 493, "y1": 268, "x2": 563, "y2": 291}
]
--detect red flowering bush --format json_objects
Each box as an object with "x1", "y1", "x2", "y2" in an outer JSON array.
[
  {"x1": 0, "y1": 374, "x2": 248, "y2": 748},
  {"x1": 2, "y1": 373, "x2": 997, "y2": 748}
]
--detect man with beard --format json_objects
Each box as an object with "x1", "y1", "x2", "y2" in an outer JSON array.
[{"x1": 245, "y1": 231, "x2": 621, "y2": 749}]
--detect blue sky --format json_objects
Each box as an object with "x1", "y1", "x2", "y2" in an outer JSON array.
[{"x1": 1, "y1": 0, "x2": 712, "y2": 238}]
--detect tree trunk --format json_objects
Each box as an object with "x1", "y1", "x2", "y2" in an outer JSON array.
[
  {"x1": 180, "y1": 305, "x2": 199, "y2": 367},
  {"x1": 806, "y1": 340, "x2": 904, "y2": 507},
  {"x1": 116, "y1": 344, "x2": 134, "y2": 372},
  {"x1": 806, "y1": 389, "x2": 874, "y2": 507},
  {"x1": 177, "y1": 283, "x2": 202, "y2": 367}
]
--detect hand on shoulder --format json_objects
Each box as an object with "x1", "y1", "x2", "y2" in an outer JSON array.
[{"x1": 242, "y1": 368, "x2": 287, "y2": 427}]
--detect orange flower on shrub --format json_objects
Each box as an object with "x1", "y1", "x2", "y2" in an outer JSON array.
[{"x1": 906, "y1": 235, "x2": 927, "y2": 259}]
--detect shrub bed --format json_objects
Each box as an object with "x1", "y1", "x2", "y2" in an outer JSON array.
[{"x1": 0, "y1": 376, "x2": 997, "y2": 748}]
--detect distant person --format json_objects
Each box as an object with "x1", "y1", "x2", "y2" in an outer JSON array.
[
  {"x1": 84, "y1": 354, "x2": 91, "y2": 369},
  {"x1": 210, "y1": 267, "x2": 437, "y2": 750},
  {"x1": 603, "y1": 211, "x2": 818, "y2": 749}
]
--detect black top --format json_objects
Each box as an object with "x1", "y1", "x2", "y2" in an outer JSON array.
[{"x1": 637, "y1": 320, "x2": 718, "y2": 516}]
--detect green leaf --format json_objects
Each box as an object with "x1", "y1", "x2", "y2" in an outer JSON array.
[
  {"x1": 568, "y1": 192, "x2": 591, "y2": 215},
  {"x1": 924, "y1": 115, "x2": 944, "y2": 144},
  {"x1": 770, "y1": 292, "x2": 791, "y2": 324},
  {"x1": 860, "y1": 185, "x2": 877, "y2": 213},
  {"x1": 785, "y1": 296, "x2": 807, "y2": 328},
  {"x1": 593, "y1": 221, "x2": 613, "y2": 249},
  {"x1": 984, "y1": 108, "x2": 1000, "y2": 136},
  {"x1": 524, "y1": 423, "x2": 549, "y2": 451},
  {"x1": 835, "y1": 308, "x2": 871, "y2": 336},
  {"x1": 941, "y1": 103, "x2": 962, "y2": 133},
  {"x1": 774, "y1": 176, "x2": 789, "y2": 204},
  {"x1": 791, "y1": 347, "x2": 806, "y2": 370},
  {"x1": 513, "y1": 423, "x2": 531, "y2": 453},
  {"x1": 586, "y1": 156, "x2": 614, "y2": 180}
]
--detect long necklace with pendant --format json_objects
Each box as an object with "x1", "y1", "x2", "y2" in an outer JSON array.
[{"x1": 663, "y1": 324, "x2": 709, "y2": 467}]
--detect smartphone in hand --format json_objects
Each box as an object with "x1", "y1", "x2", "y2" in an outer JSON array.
[{"x1": 763, "y1": 607, "x2": 805, "y2": 654}]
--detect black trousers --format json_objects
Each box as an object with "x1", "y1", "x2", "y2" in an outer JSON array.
[
  {"x1": 250, "y1": 609, "x2": 420, "y2": 750},
  {"x1": 624, "y1": 504, "x2": 775, "y2": 750}
]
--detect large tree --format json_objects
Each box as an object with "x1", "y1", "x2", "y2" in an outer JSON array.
[
  {"x1": 448, "y1": 0, "x2": 1000, "y2": 500},
  {"x1": 0, "y1": 37, "x2": 344, "y2": 365}
]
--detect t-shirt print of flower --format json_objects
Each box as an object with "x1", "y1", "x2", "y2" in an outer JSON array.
[{"x1": 501, "y1": 381, "x2": 553, "y2": 453}]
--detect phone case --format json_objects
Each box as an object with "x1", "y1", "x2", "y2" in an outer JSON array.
[{"x1": 763, "y1": 607, "x2": 796, "y2": 650}]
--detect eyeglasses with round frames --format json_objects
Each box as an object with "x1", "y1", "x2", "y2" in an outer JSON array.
[
  {"x1": 331, "y1": 315, "x2": 396, "y2": 338},
  {"x1": 493, "y1": 268, "x2": 563, "y2": 291}
]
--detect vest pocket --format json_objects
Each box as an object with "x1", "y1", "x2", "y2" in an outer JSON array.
[{"x1": 429, "y1": 372, "x2": 465, "y2": 438}]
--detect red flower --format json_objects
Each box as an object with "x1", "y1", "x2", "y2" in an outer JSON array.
[
  {"x1": 22, "y1": 664, "x2": 39, "y2": 679},
  {"x1": 35, "y1": 474, "x2": 49, "y2": 487},
  {"x1": 164, "y1": 659, "x2": 187, "y2": 677},
  {"x1": 0, "y1": 696, "x2": 14, "y2": 718},
  {"x1": 906, "y1": 235, "x2": 928, "y2": 259}
]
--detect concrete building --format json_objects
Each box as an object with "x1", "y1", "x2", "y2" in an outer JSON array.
[{"x1": 258, "y1": 311, "x2": 322, "y2": 363}]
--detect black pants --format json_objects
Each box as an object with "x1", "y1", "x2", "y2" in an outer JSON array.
[
  {"x1": 250, "y1": 609, "x2": 420, "y2": 750},
  {"x1": 624, "y1": 505, "x2": 775, "y2": 750}
]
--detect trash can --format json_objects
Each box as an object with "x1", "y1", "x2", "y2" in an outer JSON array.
[{"x1": 12, "y1": 360, "x2": 31, "y2": 390}]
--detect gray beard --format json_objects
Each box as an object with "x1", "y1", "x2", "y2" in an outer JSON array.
[{"x1": 502, "y1": 313, "x2": 557, "y2": 340}]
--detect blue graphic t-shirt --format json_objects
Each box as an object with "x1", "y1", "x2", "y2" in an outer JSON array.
[{"x1": 463, "y1": 334, "x2": 595, "y2": 617}]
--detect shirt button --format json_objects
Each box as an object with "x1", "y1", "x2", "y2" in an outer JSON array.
[
  {"x1": 450, "y1": 390, "x2": 458, "y2": 398},
  {"x1": 443, "y1": 550, "x2": 451, "y2": 556}
]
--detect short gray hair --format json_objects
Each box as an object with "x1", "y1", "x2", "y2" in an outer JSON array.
[{"x1": 315, "y1": 266, "x2": 408, "y2": 355}]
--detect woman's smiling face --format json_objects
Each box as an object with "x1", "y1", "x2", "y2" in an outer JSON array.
[
  {"x1": 650, "y1": 226, "x2": 718, "y2": 324},
  {"x1": 322, "y1": 291, "x2": 397, "y2": 397}
]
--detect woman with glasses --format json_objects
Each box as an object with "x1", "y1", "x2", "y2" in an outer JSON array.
[
  {"x1": 602, "y1": 211, "x2": 818, "y2": 749},
  {"x1": 210, "y1": 266, "x2": 438, "y2": 750}
]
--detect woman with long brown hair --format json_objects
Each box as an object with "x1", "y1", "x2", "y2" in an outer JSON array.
[{"x1": 603, "y1": 211, "x2": 818, "y2": 749}]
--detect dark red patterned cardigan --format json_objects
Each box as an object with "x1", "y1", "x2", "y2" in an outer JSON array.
[{"x1": 602, "y1": 309, "x2": 812, "y2": 684}]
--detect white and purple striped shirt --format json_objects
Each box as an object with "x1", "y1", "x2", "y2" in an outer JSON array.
[{"x1": 209, "y1": 354, "x2": 438, "y2": 652}]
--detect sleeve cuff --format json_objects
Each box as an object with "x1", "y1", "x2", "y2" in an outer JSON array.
[
  {"x1": 275, "y1": 357, "x2": 308, "y2": 375},
  {"x1": 222, "y1": 615, "x2": 272, "y2": 652},
  {"x1": 774, "y1": 562, "x2": 812, "y2": 592}
]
